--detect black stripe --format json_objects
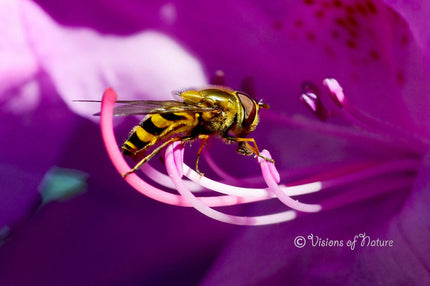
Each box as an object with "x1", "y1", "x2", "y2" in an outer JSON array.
[
  {"x1": 160, "y1": 113, "x2": 185, "y2": 121},
  {"x1": 140, "y1": 117, "x2": 166, "y2": 135},
  {"x1": 121, "y1": 147, "x2": 132, "y2": 156},
  {"x1": 128, "y1": 132, "x2": 148, "y2": 149}
]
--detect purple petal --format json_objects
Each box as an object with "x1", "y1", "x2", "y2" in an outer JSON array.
[
  {"x1": 0, "y1": 83, "x2": 81, "y2": 228},
  {"x1": 383, "y1": 0, "x2": 430, "y2": 55},
  {"x1": 1, "y1": 1, "x2": 429, "y2": 284},
  {"x1": 354, "y1": 151, "x2": 430, "y2": 285}
]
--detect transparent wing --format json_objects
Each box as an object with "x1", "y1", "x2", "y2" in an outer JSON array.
[
  {"x1": 75, "y1": 100, "x2": 215, "y2": 116},
  {"x1": 112, "y1": 100, "x2": 216, "y2": 116}
]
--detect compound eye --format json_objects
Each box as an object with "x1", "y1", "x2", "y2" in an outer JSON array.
[{"x1": 237, "y1": 92, "x2": 257, "y2": 127}]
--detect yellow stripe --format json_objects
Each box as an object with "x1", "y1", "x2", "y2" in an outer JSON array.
[
  {"x1": 135, "y1": 126, "x2": 156, "y2": 142},
  {"x1": 124, "y1": 141, "x2": 137, "y2": 150},
  {"x1": 151, "y1": 114, "x2": 172, "y2": 128}
]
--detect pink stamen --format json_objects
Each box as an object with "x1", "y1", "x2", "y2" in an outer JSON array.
[
  {"x1": 139, "y1": 164, "x2": 203, "y2": 192},
  {"x1": 172, "y1": 142, "x2": 184, "y2": 177},
  {"x1": 182, "y1": 164, "x2": 272, "y2": 197},
  {"x1": 258, "y1": 150, "x2": 322, "y2": 213},
  {"x1": 323, "y1": 78, "x2": 345, "y2": 107},
  {"x1": 165, "y1": 141, "x2": 298, "y2": 225},
  {"x1": 299, "y1": 81, "x2": 329, "y2": 121},
  {"x1": 100, "y1": 88, "x2": 268, "y2": 207},
  {"x1": 98, "y1": 81, "x2": 420, "y2": 225}
]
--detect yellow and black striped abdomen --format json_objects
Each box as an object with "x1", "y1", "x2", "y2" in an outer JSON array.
[{"x1": 122, "y1": 112, "x2": 199, "y2": 158}]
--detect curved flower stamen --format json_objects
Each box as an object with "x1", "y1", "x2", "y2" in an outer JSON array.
[
  {"x1": 99, "y1": 80, "x2": 421, "y2": 225},
  {"x1": 165, "y1": 141, "x2": 298, "y2": 225},
  {"x1": 182, "y1": 164, "x2": 272, "y2": 197},
  {"x1": 139, "y1": 164, "x2": 203, "y2": 192},
  {"x1": 137, "y1": 140, "x2": 417, "y2": 203},
  {"x1": 100, "y1": 87, "x2": 266, "y2": 207},
  {"x1": 258, "y1": 150, "x2": 322, "y2": 213},
  {"x1": 200, "y1": 143, "x2": 417, "y2": 198}
]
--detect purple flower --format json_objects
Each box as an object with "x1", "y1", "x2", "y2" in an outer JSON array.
[{"x1": 1, "y1": 0, "x2": 429, "y2": 285}]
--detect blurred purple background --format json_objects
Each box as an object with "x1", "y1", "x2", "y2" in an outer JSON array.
[{"x1": 1, "y1": 0, "x2": 430, "y2": 285}]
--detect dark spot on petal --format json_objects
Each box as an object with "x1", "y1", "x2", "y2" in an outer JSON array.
[
  {"x1": 396, "y1": 71, "x2": 405, "y2": 86},
  {"x1": 335, "y1": 17, "x2": 346, "y2": 28},
  {"x1": 345, "y1": 5, "x2": 355, "y2": 14},
  {"x1": 304, "y1": 0, "x2": 315, "y2": 5},
  {"x1": 356, "y1": 3, "x2": 367, "y2": 15},
  {"x1": 315, "y1": 10, "x2": 325, "y2": 19},
  {"x1": 348, "y1": 28, "x2": 358, "y2": 38},
  {"x1": 369, "y1": 50, "x2": 379, "y2": 60},
  {"x1": 294, "y1": 19, "x2": 304, "y2": 28},
  {"x1": 306, "y1": 31, "x2": 316, "y2": 42},
  {"x1": 322, "y1": 1, "x2": 331, "y2": 8},
  {"x1": 401, "y1": 34, "x2": 409, "y2": 46},
  {"x1": 273, "y1": 20, "x2": 283, "y2": 30},
  {"x1": 331, "y1": 30, "x2": 340, "y2": 39},
  {"x1": 347, "y1": 39, "x2": 356, "y2": 48},
  {"x1": 366, "y1": 1, "x2": 377, "y2": 14},
  {"x1": 333, "y1": 0, "x2": 342, "y2": 8},
  {"x1": 324, "y1": 45, "x2": 336, "y2": 58},
  {"x1": 346, "y1": 16, "x2": 359, "y2": 27}
]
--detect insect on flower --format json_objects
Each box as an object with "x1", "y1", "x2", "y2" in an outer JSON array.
[
  {"x1": 77, "y1": 77, "x2": 424, "y2": 226},
  {"x1": 79, "y1": 86, "x2": 273, "y2": 178}
]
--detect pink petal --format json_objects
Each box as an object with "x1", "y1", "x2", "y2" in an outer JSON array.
[
  {"x1": 19, "y1": 0, "x2": 206, "y2": 120},
  {"x1": 0, "y1": 0, "x2": 39, "y2": 111}
]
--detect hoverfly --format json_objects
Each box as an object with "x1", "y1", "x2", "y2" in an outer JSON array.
[{"x1": 86, "y1": 86, "x2": 273, "y2": 177}]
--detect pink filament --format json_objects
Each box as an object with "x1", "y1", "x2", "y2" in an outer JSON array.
[
  {"x1": 258, "y1": 150, "x2": 322, "y2": 213},
  {"x1": 100, "y1": 88, "x2": 268, "y2": 207},
  {"x1": 165, "y1": 141, "x2": 298, "y2": 225},
  {"x1": 100, "y1": 88, "x2": 320, "y2": 221},
  {"x1": 99, "y1": 84, "x2": 419, "y2": 225}
]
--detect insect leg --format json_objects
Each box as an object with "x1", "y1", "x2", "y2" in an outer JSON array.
[
  {"x1": 122, "y1": 137, "x2": 183, "y2": 178},
  {"x1": 225, "y1": 136, "x2": 275, "y2": 164},
  {"x1": 195, "y1": 135, "x2": 210, "y2": 176}
]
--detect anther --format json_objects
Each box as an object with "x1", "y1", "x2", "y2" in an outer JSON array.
[
  {"x1": 323, "y1": 78, "x2": 345, "y2": 107},
  {"x1": 299, "y1": 81, "x2": 329, "y2": 121}
]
